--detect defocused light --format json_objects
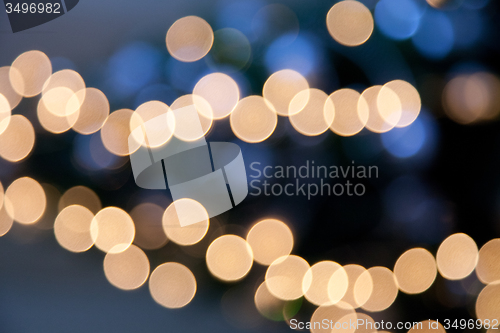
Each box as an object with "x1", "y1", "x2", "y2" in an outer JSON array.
[
  {"x1": 58, "y1": 186, "x2": 102, "y2": 214},
  {"x1": 131, "y1": 100, "x2": 175, "y2": 148},
  {"x1": 436, "y1": 233, "x2": 478, "y2": 280},
  {"x1": 130, "y1": 203, "x2": 168, "y2": 250},
  {"x1": 356, "y1": 266, "x2": 398, "y2": 312},
  {"x1": 426, "y1": 0, "x2": 462, "y2": 9},
  {"x1": 394, "y1": 248, "x2": 437, "y2": 294},
  {"x1": 328, "y1": 89, "x2": 369, "y2": 136},
  {"x1": 206, "y1": 234, "x2": 253, "y2": 282},
  {"x1": 41, "y1": 69, "x2": 86, "y2": 117},
  {"x1": 101, "y1": 109, "x2": 139, "y2": 156},
  {"x1": 310, "y1": 302, "x2": 355, "y2": 333},
  {"x1": 374, "y1": 0, "x2": 424, "y2": 40},
  {"x1": 0, "y1": 204, "x2": 13, "y2": 237},
  {"x1": 90, "y1": 207, "x2": 135, "y2": 254},
  {"x1": 476, "y1": 283, "x2": 500, "y2": 322},
  {"x1": 412, "y1": 10, "x2": 454, "y2": 60},
  {"x1": 362, "y1": 85, "x2": 401, "y2": 133},
  {"x1": 290, "y1": 88, "x2": 335, "y2": 136},
  {"x1": 166, "y1": 16, "x2": 214, "y2": 62},
  {"x1": 0, "y1": 114, "x2": 35, "y2": 162},
  {"x1": 149, "y1": 262, "x2": 197, "y2": 308},
  {"x1": 209, "y1": 28, "x2": 251, "y2": 71},
  {"x1": 103, "y1": 244, "x2": 150, "y2": 290},
  {"x1": 252, "y1": 4, "x2": 299, "y2": 45},
  {"x1": 170, "y1": 94, "x2": 213, "y2": 141},
  {"x1": 9, "y1": 50, "x2": 52, "y2": 97},
  {"x1": 162, "y1": 199, "x2": 209, "y2": 246},
  {"x1": 230, "y1": 96, "x2": 277, "y2": 143},
  {"x1": 0, "y1": 66, "x2": 22, "y2": 110},
  {"x1": 326, "y1": 1, "x2": 374, "y2": 47},
  {"x1": 381, "y1": 114, "x2": 426, "y2": 158},
  {"x1": 193, "y1": 72, "x2": 239, "y2": 119},
  {"x1": 255, "y1": 281, "x2": 285, "y2": 321},
  {"x1": 0, "y1": 93, "x2": 11, "y2": 135},
  {"x1": 408, "y1": 320, "x2": 446, "y2": 333},
  {"x1": 37, "y1": 96, "x2": 79, "y2": 134},
  {"x1": 266, "y1": 255, "x2": 310, "y2": 300},
  {"x1": 341, "y1": 264, "x2": 368, "y2": 308},
  {"x1": 4, "y1": 177, "x2": 46, "y2": 224},
  {"x1": 54, "y1": 205, "x2": 95, "y2": 252},
  {"x1": 263, "y1": 69, "x2": 309, "y2": 117},
  {"x1": 216, "y1": 0, "x2": 264, "y2": 41},
  {"x1": 246, "y1": 218, "x2": 294, "y2": 266},
  {"x1": 302, "y1": 261, "x2": 348, "y2": 306},
  {"x1": 71, "y1": 88, "x2": 110, "y2": 135},
  {"x1": 354, "y1": 313, "x2": 377, "y2": 333},
  {"x1": 476, "y1": 239, "x2": 500, "y2": 284},
  {"x1": 383, "y1": 80, "x2": 421, "y2": 128}
]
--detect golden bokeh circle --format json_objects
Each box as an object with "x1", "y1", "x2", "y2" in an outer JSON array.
[
  {"x1": 37, "y1": 96, "x2": 79, "y2": 134},
  {"x1": 246, "y1": 218, "x2": 294, "y2": 266},
  {"x1": 263, "y1": 69, "x2": 309, "y2": 117},
  {"x1": 302, "y1": 260, "x2": 348, "y2": 306},
  {"x1": 476, "y1": 239, "x2": 500, "y2": 284},
  {"x1": 326, "y1": 1, "x2": 374, "y2": 47},
  {"x1": 363, "y1": 85, "x2": 402, "y2": 133},
  {"x1": 206, "y1": 235, "x2": 254, "y2": 282},
  {"x1": 193, "y1": 73, "x2": 239, "y2": 119},
  {"x1": 101, "y1": 109, "x2": 139, "y2": 156},
  {"x1": 0, "y1": 114, "x2": 35, "y2": 162},
  {"x1": 230, "y1": 95, "x2": 277, "y2": 143},
  {"x1": 9, "y1": 50, "x2": 52, "y2": 97},
  {"x1": 162, "y1": 199, "x2": 209, "y2": 246},
  {"x1": 356, "y1": 266, "x2": 398, "y2": 312},
  {"x1": 170, "y1": 94, "x2": 213, "y2": 141},
  {"x1": 149, "y1": 262, "x2": 197, "y2": 308},
  {"x1": 310, "y1": 301, "x2": 356, "y2": 333},
  {"x1": 58, "y1": 186, "x2": 102, "y2": 214},
  {"x1": 131, "y1": 203, "x2": 168, "y2": 250},
  {"x1": 289, "y1": 88, "x2": 335, "y2": 136},
  {"x1": 0, "y1": 66, "x2": 22, "y2": 110},
  {"x1": 90, "y1": 207, "x2": 135, "y2": 254},
  {"x1": 71, "y1": 88, "x2": 110, "y2": 135},
  {"x1": 383, "y1": 80, "x2": 421, "y2": 128},
  {"x1": 131, "y1": 100, "x2": 175, "y2": 148},
  {"x1": 103, "y1": 244, "x2": 150, "y2": 290},
  {"x1": 341, "y1": 264, "x2": 368, "y2": 308},
  {"x1": 476, "y1": 283, "x2": 500, "y2": 322},
  {"x1": 166, "y1": 16, "x2": 214, "y2": 62},
  {"x1": 0, "y1": 204, "x2": 14, "y2": 237},
  {"x1": 254, "y1": 281, "x2": 288, "y2": 321},
  {"x1": 266, "y1": 255, "x2": 310, "y2": 301},
  {"x1": 54, "y1": 205, "x2": 95, "y2": 252},
  {"x1": 394, "y1": 248, "x2": 437, "y2": 294},
  {"x1": 4, "y1": 177, "x2": 46, "y2": 224},
  {"x1": 328, "y1": 88, "x2": 369, "y2": 136},
  {"x1": 436, "y1": 233, "x2": 478, "y2": 280},
  {"x1": 0, "y1": 93, "x2": 11, "y2": 135}
]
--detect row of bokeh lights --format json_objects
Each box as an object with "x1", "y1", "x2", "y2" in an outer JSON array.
[{"x1": 1, "y1": 178, "x2": 500, "y2": 326}]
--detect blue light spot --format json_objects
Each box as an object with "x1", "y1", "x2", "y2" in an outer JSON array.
[
  {"x1": 165, "y1": 57, "x2": 208, "y2": 92},
  {"x1": 412, "y1": 10, "x2": 454, "y2": 59},
  {"x1": 374, "y1": 0, "x2": 424, "y2": 40},
  {"x1": 381, "y1": 116, "x2": 426, "y2": 158},
  {"x1": 215, "y1": 0, "x2": 265, "y2": 42},
  {"x1": 450, "y1": 9, "x2": 483, "y2": 49}
]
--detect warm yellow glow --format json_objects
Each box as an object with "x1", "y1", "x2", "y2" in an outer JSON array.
[
  {"x1": 408, "y1": 320, "x2": 446, "y2": 333},
  {"x1": 246, "y1": 219, "x2": 294, "y2": 266},
  {"x1": 100, "y1": 109, "x2": 139, "y2": 156},
  {"x1": 0, "y1": 114, "x2": 35, "y2": 162},
  {"x1": 130, "y1": 203, "x2": 168, "y2": 250},
  {"x1": 58, "y1": 186, "x2": 102, "y2": 214},
  {"x1": 166, "y1": 16, "x2": 214, "y2": 62},
  {"x1": 383, "y1": 80, "x2": 421, "y2": 128},
  {"x1": 4, "y1": 177, "x2": 46, "y2": 224},
  {"x1": 436, "y1": 233, "x2": 478, "y2": 280},
  {"x1": 0, "y1": 93, "x2": 11, "y2": 135},
  {"x1": 341, "y1": 264, "x2": 368, "y2": 308},
  {"x1": 0, "y1": 204, "x2": 14, "y2": 237},
  {"x1": 230, "y1": 95, "x2": 277, "y2": 143},
  {"x1": 289, "y1": 88, "x2": 335, "y2": 136},
  {"x1": 37, "y1": 96, "x2": 79, "y2": 134},
  {"x1": 103, "y1": 244, "x2": 150, "y2": 290},
  {"x1": 328, "y1": 89, "x2": 369, "y2": 136},
  {"x1": 302, "y1": 261, "x2": 348, "y2": 306},
  {"x1": 353, "y1": 313, "x2": 377, "y2": 333},
  {"x1": 394, "y1": 248, "x2": 437, "y2": 294},
  {"x1": 206, "y1": 234, "x2": 254, "y2": 282},
  {"x1": 0, "y1": 66, "x2": 22, "y2": 110},
  {"x1": 9, "y1": 50, "x2": 52, "y2": 97},
  {"x1": 71, "y1": 88, "x2": 109, "y2": 135},
  {"x1": 310, "y1": 301, "x2": 355, "y2": 333},
  {"x1": 356, "y1": 266, "x2": 398, "y2": 312},
  {"x1": 266, "y1": 255, "x2": 310, "y2": 300},
  {"x1": 41, "y1": 69, "x2": 86, "y2": 117},
  {"x1": 263, "y1": 69, "x2": 309, "y2": 117},
  {"x1": 254, "y1": 281, "x2": 289, "y2": 321},
  {"x1": 162, "y1": 199, "x2": 209, "y2": 246},
  {"x1": 54, "y1": 205, "x2": 95, "y2": 252},
  {"x1": 326, "y1": 1, "x2": 374, "y2": 47},
  {"x1": 363, "y1": 85, "x2": 402, "y2": 133},
  {"x1": 90, "y1": 207, "x2": 135, "y2": 254},
  {"x1": 131, "y1": 100, "x2": 175, "y2": 148},
  {"x1": 193, "y1": 73, "x2": 239, "y2": 119},
  {"x1": 476, "y1": 283, "x2": 500, "y2": 322},
  {"x1": 476, "y1": 239, "x2": 500, "y2": 284},
  {"x1": 170, "y1": 94, "x2": 213, "y2": 141},
  {"x1": 149, "y1": 262, "x2": 197, "y2": 308}
]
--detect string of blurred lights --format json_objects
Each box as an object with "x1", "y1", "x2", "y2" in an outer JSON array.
[{"x1": 0, "y1": 0, "x2": 499, "y2": 331}]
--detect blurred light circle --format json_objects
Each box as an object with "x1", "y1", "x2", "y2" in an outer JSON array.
[
  {"x1": 476, "y1": 283, "x2": 500, "y2": 322},
  {"x1": 9, "y1": 50, "x2": 52, "y2": 97},
  {"x1": 302, "y1": 261, "x2": 348, "y2": 306},
  {"x1": 206, "y1": 234, "x2": 253, "y2": 282},
  {"x1": 90, "y1": 207, "x2": 135, "y2": 254},
  {"x1": 356, "y1": 266, "x2": 398, "y2": 312},
  {"x1": 374, "y1": 0, "x2": 423, "y2": 40},
  {"x1": 42, "y1": 69, "x2": 85, "y2": 96},
  {"x1": 54, "y1": 205, "x2": 95, "y2": 252},
  {"x1": 162, "y1": 199, "x2": 209, "y2": 246},
  {"x1": 426, "y1": 0, "x2": 464, "y2": 9},
  {"x1": 246, "y1": 219, "x2": 294, "y2": 266},
  {"x1": 263, "y1": 69, "x2": 309, "y2": 117},
  {"x1": 101, "y1": 109, "x2": 140, "y2": 156},
  {"x1": 289, "y1": 88, "x2": 335, "y2": 136},
  {"x1": 383, "y1": 80, "x2": 421, "y2": 128},
  {"x1": 328, "y1": 88, "x2": 369, "y2": 136},
  {"x1": 209, "y1": 28, "x2": 251, "y2": 71},
  {"x1": 394, "y1": 248, "x2": 437, "y2": 294},
  {"x1": 411, "y1": 10, "x2": 454, "y2": 60},
  {"x1": 193, "y1": 72, "x2": 239, "y2": 119},
  {"x1": 149, "y1": 262, "x2": 197, "y2": 308},
  {"x1": 0, "y1": 67, "x2": 22, "y2": 110},
  {"x1": 71, "y1": 88, "x2": 110, "y2": 135},
  {"x1": 266, "y1": 255, "x2": 310, "y2": 300},
  {"x1": 436, "y1": 233, "x2": 478, "y2": 280},
  {"x1": 104, "y1": 244, "x2": 150, "y2": 290},
  {"x1": 37, "y1": 97, "x2": 79, "y2": 134},
  {"x1": 230, "y1": 95, "x2": 277, "y2": 143},
  {"x1": 0, "y1": 204, "x2": 13, "y2": 237},
  {"x1": 0, "y1": 115, "x2": 35, "y2": 162},
  {"x1": 58, "y1": 186, "x2": 102, "y2": 214},
  {"x1": 381, "y1": 116, "x2": 426, "y2": 158},
  {"x1": 166, "y1": 16, "x2": 214, "y2": 62},
  {"x1": 131, "y1": 100, "x2": 175, "y2": 148},
  {"x1": 131, "y1": 203, "x2": 168, "y2": 250},
  {"x1": 476, "y1": 239, "x2": 500, "y2": 284},
  {"x1": 170, "y1": 94, "x2": 213, "y2": 141},
  {"x1": 5, "y1": 177, "x2": 46, "y2": 224},
  {"x1": 41, "y1": 69, "x2": 86, "y2": 116},
  {"x1": 310, "y1": 302, "x2": 355, "y2": 333},
  {"x1": 326, "y1": 1, "x2": 374, "y2": 47},
  {"x1": 254, "y1": 281, "x2": 289, "y2": 321},
  {"x1": 408, "y1": 320, "x2": 446, "y2": 333},
  {"x1": 362, "y1": 85, "x2": 401, "y2": 133},
  {"x1": 0, "y1": 93, "x2": 11, "y2": 135},
  {"x1": 341, "y1": 264, "x2": 368, "y2": 308}
]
